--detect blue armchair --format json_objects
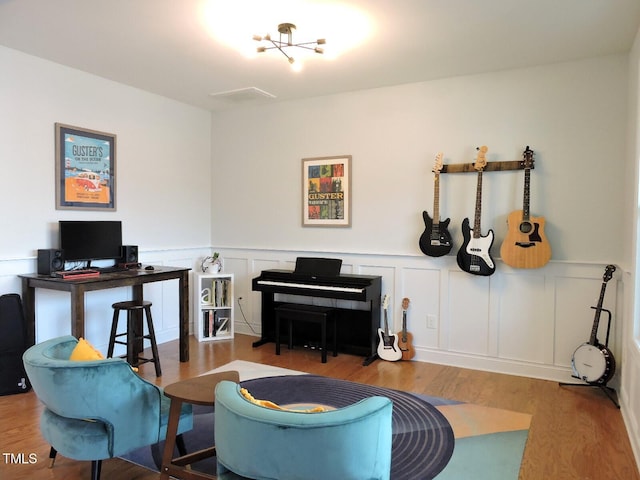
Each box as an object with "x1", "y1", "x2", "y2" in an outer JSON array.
[
  {"x1": 214, "y1": 380, "x2": 393, "y2": 480},
  {"x1": 22, "y1": 335, "x2": 192, "y2": 480}
]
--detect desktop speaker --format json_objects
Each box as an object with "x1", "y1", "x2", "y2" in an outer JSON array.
[
  {"x1": 37, "y1": 249, "x2": 64, "y2": 276},
  {"x1": 121, "y1": 245, "x2": 138, "y2": 264}
]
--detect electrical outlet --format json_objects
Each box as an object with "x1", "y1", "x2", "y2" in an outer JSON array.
[{"x1": 427, "y1": 314, "x2": 437, "y2": 329}]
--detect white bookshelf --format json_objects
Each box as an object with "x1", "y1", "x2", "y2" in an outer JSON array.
[{"x1": 194, "y1": 273, "x2": 234, "y2": 342}]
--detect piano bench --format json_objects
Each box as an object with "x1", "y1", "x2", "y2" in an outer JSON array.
[{"x1": 274, "y1": 304, "x2": 338, "y2": 363}]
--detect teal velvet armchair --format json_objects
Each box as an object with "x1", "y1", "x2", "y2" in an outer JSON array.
[
  {"x1": 22, "y1": 335, "x2": 193, "y2": 480},
  {"x1": 214, "y1": 380, "x2": 393, "y2": 480}
]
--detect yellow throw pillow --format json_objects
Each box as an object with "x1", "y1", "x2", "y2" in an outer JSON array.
[
  {"x1": 240, "y1": 387, "x2": 325, "y2": 413},
  {"x1": 69, "y1": 337, "x2": 105, "y2": 361}
]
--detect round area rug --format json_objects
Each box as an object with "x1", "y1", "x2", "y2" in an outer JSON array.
[{"x1": 241, "y1": 375, "x2": 455, "y2": 480}]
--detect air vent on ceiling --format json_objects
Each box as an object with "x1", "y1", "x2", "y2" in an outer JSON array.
[{"x1": 209, "y1": 87, "x2": 276, "y2": 103}]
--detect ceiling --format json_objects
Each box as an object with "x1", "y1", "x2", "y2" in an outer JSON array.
[{"x1": 1, "y1": 0, "x2": 639, "y2": 111}]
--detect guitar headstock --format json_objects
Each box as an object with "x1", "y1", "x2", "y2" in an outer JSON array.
[
  {"x1": 522, "y1": 146, "x2": 535, "y2": 169},
  {"x1": 432, "y1": 152, "x2": 444, "y2": 174},
  {"x1": 401, "y1": 297, "x2": 410, "y2": 310},
  {"x1": 474, "y1": 145, "x2": 488, "y2": 171},
  {"x1": 603, "y1": 265, "x2": 616, "y2": 283},
  {"x1": 382, "y1": 294, "x2": 389, "y2": 310}
]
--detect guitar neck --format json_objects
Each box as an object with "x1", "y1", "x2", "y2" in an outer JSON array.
[
  {"x1": 383, "y1": 309, "x2": 390, "y2": 334},
  {"x1": 522, "y1": 168, "x2": 531, "y2": 221},
  {"x1": 589, "y1": 282, "x2": 609, "y2": 345},
  {"x1": 433, "y1": 174, "x2": 441, "y2": 224},
  {"x1": 473, "y1": 171, "x2": 483, "y2": 238}
]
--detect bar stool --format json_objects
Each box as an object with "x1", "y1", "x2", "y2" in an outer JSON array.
[
  {"x1": 274, "y1": 304, "x2": 337, "y2": 363},
  {"x1": 107, "y1": 300, "x2": 162, "y2": 376}
]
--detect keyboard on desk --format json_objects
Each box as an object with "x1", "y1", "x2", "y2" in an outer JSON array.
[{"x1": 55, "y1": 269, "x2": 101, "y2": 279}]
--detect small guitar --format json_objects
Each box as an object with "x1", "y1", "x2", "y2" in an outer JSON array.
[
  {"x1": 377, "y1": 295, "x2": 401, "y2": 362},
  {"x1": 419, "y1": 153, "x2": 453, "y2": 257},
  {"x1": 500, "y1": 146, "x2": 551, "y2": 268},
  {"x1": 456, "y1": 146, "x2": 496, "y2": 276},
  {"x1": 397, "y1": 297, "x2": 415, "y2": 360},
  {"x1": 571, "y1": 265, "x2": 616, "y2": 385}
]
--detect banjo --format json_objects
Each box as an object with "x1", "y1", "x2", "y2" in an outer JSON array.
[{"x1": 571, "y1": 265, "x2": 616, "y2": 385}]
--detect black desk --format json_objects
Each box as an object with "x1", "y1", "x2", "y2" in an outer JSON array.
[{"x1": 19, "y1": 266, "x2": 191, "y2": 362}]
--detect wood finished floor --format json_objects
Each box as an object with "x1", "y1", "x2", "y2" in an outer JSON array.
[{"x1": 0, "y1": 333, "x2": 638, "y2": 480}]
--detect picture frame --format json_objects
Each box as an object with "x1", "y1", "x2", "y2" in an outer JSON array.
[
  {"x1": 55, "y1": 123, "x2": 117, "y2": 211},
  {"x1": 302, "y1": 155, "x2": 352, "y2": 227}
]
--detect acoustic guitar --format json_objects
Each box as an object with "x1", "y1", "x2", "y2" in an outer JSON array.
[
  {"x1": 500, "y1": 146, "x2": 551, "y2": 268},
  {"x1": 377, "y1": 295, "x2": 401, "y2": 362},
  {"x1": 456, "y1": 146, "x2": 496, "y2": 276},
  {"x1": 571, "y1": 265, "x2": 616, "y2": 385},
  {"x1": 419, "y1": 153, "x2": 453, "y2": 257},
  {"x1": 397, "y1": 297, "x2": 415, "y2": 360}
]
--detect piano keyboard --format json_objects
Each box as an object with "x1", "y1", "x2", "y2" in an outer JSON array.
[{"x1": 256, "y1": 280, "x2": 364, "y2": 294}]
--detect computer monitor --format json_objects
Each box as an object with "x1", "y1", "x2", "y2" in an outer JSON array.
[{"x1": 59, "y1": 220, "x2": 122, "y2": 263}]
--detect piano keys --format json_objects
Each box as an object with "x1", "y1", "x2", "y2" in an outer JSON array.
[{"x1": 252, "y1": 259, "x2": 382, "y2": 366}]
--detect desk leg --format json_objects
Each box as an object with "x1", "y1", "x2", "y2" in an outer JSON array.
[
  {"x1": 21, "y1": 278, "x2": 36, "y2": 347},
  {"x1": 69, "y1": 285, "x2": 86, "y2": 340},
  {"x1": 160, "y1": 398, "x2": 182, "y2": 480},
  {"x1": 179, "y1": 271, "x2": 189, "y2": 362}
]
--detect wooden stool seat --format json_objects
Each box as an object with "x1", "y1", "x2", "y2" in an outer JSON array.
[
  {"x1": 274, "y1": 304, "x2": 337, "y2": 363},
  {"x1": 107, "y1": 300, "x2": 162, "y2": 376}
]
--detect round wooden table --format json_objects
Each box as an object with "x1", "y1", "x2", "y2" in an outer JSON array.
[{"x1": 159, "y1": 370, "x2": 240, "y2": 480}]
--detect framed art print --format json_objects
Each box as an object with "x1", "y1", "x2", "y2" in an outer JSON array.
[
  {"x1": 55, "y1": 123, "x2": 117, "y2": 210},
  {"x1": 302, "y1": 155, "x2": 351, "y2": 227}
]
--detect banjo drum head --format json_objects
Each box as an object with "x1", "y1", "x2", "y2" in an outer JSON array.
[{"x1": 572, "y1": 343, "x2": 607, "y2": 383}]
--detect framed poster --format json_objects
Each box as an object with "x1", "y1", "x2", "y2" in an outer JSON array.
[
  {"x1": 55, "y1": 123, "x2": 117, "y2": 210},
  {"x1": 302, "y1": 155, "x2": 351, "y2": 227}
]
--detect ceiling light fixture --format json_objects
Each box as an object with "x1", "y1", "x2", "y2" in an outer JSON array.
[{"x1": 253, "y1": 23, "x2": 325, "y2": 67}]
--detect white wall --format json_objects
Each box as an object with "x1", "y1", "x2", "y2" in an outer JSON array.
[
  {"x1": 211, "y1": 55, "x2": 627, "y2": 263},
  {"x1": 0, "y1": 45, "x2": 212, "y2": 349}
]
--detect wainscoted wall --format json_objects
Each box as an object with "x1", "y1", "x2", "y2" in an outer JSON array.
[{"x1": 219, "y1": 247, "x2": 621, "y2": 383}]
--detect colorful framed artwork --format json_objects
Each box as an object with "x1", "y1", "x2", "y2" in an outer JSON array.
[
  {"x1": 55, "y1": 123, "x2": 117, "y2": 211},
  {"x1": 302, "y1": 155, "x2": 351, "y2": 227}
]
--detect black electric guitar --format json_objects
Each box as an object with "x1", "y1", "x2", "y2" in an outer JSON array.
[
  {"x1": 456, "y1": 146, "x2": 496, "y2": 276},
  {"x1": 419, "y1": 153, "x2": 453, "y2": 257},
  {"x1": 397, "y1": 297, "x2": 415, "y2": 360},
  {"x1": 500, "y1": 146, "x2": 551, "y2": 268},
  {"x1": 377, "y1": 295, "x2": 401, "y2": 362},
  {"x1": 571, "y1": 265, "x2": 616, "y2": 385}
]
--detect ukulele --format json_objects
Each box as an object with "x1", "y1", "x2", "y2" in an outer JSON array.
[
  {"x1": 419, "y1": 153, "x2": 453, "y2": 257},
  {"x1": 397, "y1": 297, "x2": 415, "y2": 360},
  {"x1": 500, "y1": 146, "x2": 551, "y2": 268},
  {"x1": 377, "y1": 295, "x2": 401, "y2": 362},
  {"x1": 571, "y1": 265, "x2": 616, "y2": 385},
  {"x1": 456, "y1": 146, "x2": 496, "y2": 276}
]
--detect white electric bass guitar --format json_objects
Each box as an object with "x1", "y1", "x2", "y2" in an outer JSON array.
[
  {"x1": 571, "y1": 265, "x2": 616, "y2": 385},
  {"x1": 377, "y1": 295, "x2": 401, "y2": 362}
]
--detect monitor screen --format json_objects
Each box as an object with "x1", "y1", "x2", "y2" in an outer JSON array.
[{"x1": 59, "y1": 221, "x2": 122, "y2": 263}]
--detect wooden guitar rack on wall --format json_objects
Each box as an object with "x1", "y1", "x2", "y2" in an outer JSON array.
[{"x1": 439, "y1": 159, "x2": 532, "y2": 174}]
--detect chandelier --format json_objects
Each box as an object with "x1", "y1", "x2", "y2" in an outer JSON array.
[{"x1": 253, "y1": 23, "x2": 325, "y2": 66}]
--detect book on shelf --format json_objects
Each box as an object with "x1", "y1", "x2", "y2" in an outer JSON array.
[
  {"x1": 202, "y1": 310, "x2": 230, "y2": 338},
  {"x1": 212, "y1": 278, "x2": 231, "y2": 307}
]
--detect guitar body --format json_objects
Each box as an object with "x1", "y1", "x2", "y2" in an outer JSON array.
[
  {"x1": 419, "y1": 211, "x2": 453, "y2": 257},
  {"x1": 457, "y1": 218, "x2": 496, "y2": 276},
  {"x1": 572, "y1": 342, "x2": 616, "y2": 385},
  {"x1": 377, "y1": 328, "x2": 402, "y2": 362},
  {"x1": 398, "y1": 331, "x2": 415, "y2": 360},
  {"x1": 500, "y1": 210, "x2": 551, "y2": 268}
]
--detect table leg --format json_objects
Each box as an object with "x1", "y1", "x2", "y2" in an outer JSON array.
[
  {"x1": 69, "y1": 285, "x2": 86, "y2": 339},
  {"x1": 160, "y1": 398, "x2": 182, "y2": 480},
  {"x1": 178, "y1": 271, "x2": 189, "y2": 362},
  {"x1": 21, "y1": 278, "x2": 36, "y2": 347}
]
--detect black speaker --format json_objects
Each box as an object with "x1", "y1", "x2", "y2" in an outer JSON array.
[
  {"x1": 121, "y1": 245, "x2": 138, "y2": 264},
  {"x1": 37, "y1": 249, "x2": 64, "y2": 276}
]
